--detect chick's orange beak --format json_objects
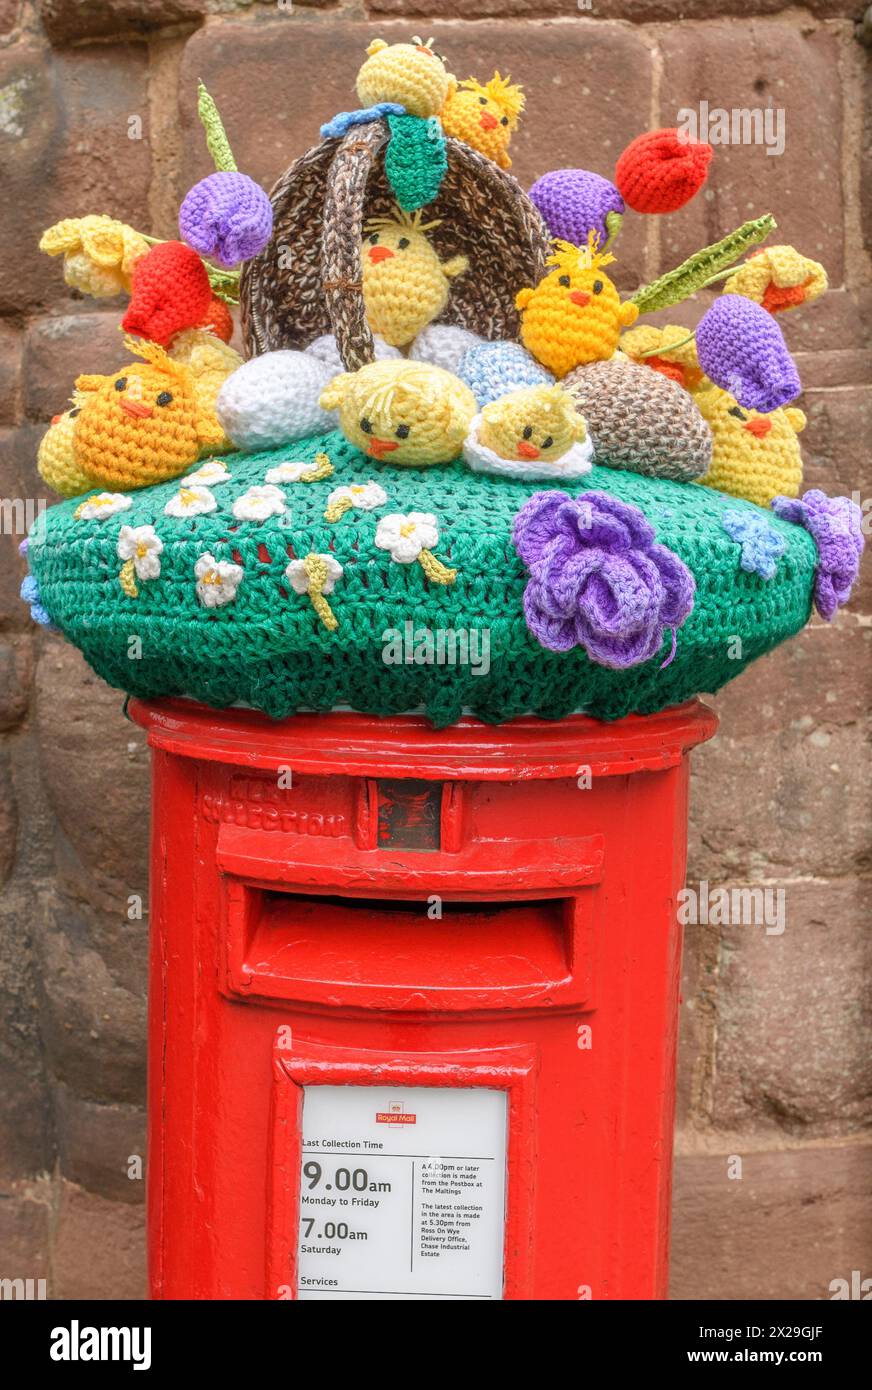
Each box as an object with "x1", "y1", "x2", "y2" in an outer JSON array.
[
  {"x1": 480, "y1": 111, "x2": 499, "y2": 131},
  {"x1": 570, "y1": 290, "x2": 591, "y2": 307},
  {"x1": 368, "y1": 245, "x2": 394, "y2": 264},
  {"x1": 120, "y1": 396, "x2": 153, "y2": 419},
  {"x1": 367, "y1": 437, "x2": 399, "y2": 458},
  {"x1": 516, "y1": 440, "x2": 540, "y2": 459},
  {"x1": 744, "y1": 417, "x2": 772, "y2": 439}
]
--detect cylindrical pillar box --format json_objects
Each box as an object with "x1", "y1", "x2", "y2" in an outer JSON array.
[{"x1": 129, "y1": 697, "x2": 717, "y2": 1302}]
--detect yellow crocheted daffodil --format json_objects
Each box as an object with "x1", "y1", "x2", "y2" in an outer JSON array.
[
  {"x1": 167, "y1": 328, "x2": 241, "y2": 452},
  {"x1": 479, "y1": 385, "x2": 586, "y2": 464},
  {"x1": 356, "y1": 36, "x2": 450, "y2": 118},
  {"x1": 361, "y1": 207, "x2": 468, "y2": 348},
  {"x1": 39, "y1": 215, "x2": 149, "y2": 298},
  {"x1": 722, "y1": 245, "x2": 828, "y2": 315},
  {"x1": 320, "y1": 360, "x2": 477, "y2": 467},
  {"x1": 73, "y1": 339, "x2": 226, "y2": 491},
  {"x1": 620, "y1": 323, "x2": 705, "y2": 390},
  {"x1": 695, "y1": 384, "x2": 806, "y2": 508},
  {"x1": 37, "y1": 392, "x2": 93, "y2": 498},
  {"x1": 516, "y1": 235, "x2": 639, "y2": 378},
  {"x1": 440, "y1": 72, "x2": 525, "y2": 170}
]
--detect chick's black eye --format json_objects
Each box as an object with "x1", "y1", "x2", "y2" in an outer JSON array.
[
  {"x1": 522, "y1": 425, "x2": 533, "y2": 440},
  {"x1": 360, "y1": 417, "x2": 372, "y2": 434},
  {"x1": 559, "y1": 275, "x2": 571, "y2": 287},
  {"x1": 398, "y1": 237, "x2": 410, "y2": 250},
  {"x1": 69, "y1": 408, "x2": 80, "y2": 418},
  {"x1": 479, "y1": 97, "x2": 487, "y2": 105},
  {"x1": 395, "y1": 423, "x2": 410, "y2": 439},
  {"x1": 114, "y1": 377, "x2": 127, "y2": 391},
  {"x1": 593, "y1": 279, "x2": 604, "y2": 294},
  {"x1": 542, "y1": 435, "x2": 553, "y2": 449},
  {"x1": 156, "y1": 391, "x2": 173, "y2": 407},
  {"x1": 500, "y1": 116, "x2": 509, "y2": 127},
  {"x1": 368, "y1": 233, "x2": 378, "y2": 245},
  {"x1": 728, "y1": 406, "x2": 747, "y2": 421}
]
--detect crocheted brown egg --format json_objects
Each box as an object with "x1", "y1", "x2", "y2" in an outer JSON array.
[{"x1": 563, "y1": 354, "x2": 712, "y2": 482}]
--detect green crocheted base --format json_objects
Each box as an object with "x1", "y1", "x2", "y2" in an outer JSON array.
[{"x1": 28, "y1": 429, "x2": 816, "y2": 727}]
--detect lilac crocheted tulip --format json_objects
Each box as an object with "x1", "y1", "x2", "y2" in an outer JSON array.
[
  {"x1": 179, "y1": 171, "x2": 273, "y2": 268},
  {"x1": 771, "y1": 489, "x2": 864, "y2": 620},
  {"x1": 696, "y1": 295, "x2": 800, "y2": 413},
  {"x1": 513, "y1": 490, "x2": 695, "y2": 667},
  {"x1": 528, "y1": 169, "x2": 624, "y2": 247}
]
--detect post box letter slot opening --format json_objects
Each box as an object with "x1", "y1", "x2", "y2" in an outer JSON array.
[{"x1": 223, "y1": 883, "x2": 597, "y2": 1012}]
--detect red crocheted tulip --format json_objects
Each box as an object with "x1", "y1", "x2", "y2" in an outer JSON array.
[
  {"x1": 615, "y1": 129, "x2": 712, "y2": 214},
  {"x1": 122, "y1": 241, "x2": 214, "y2": 348}
]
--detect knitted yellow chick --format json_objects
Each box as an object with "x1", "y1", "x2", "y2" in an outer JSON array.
[
  {"x1": 73, "y1": 339, "x2": 226, "y2": 491},
  {"x1": 39, "y1": 215, "x2": 149, "y2": 298},
  {"x1": 320, "y1": 360, "x2": 476, "y2": 467},
  {"x1": 361, "y1": 207, "x2": 468, "y2": 348},
  {"x1": 37, "y1": 393, "x2": 93, "y2": 498},
  {"x1": 464, "y1": 384, "x2": 593, "y2": 480},
  {"x1": 356, "y1": 37, "x2": 451, "y2": 118},
  {"x1": 694, "y1": 384, "x2": 806, "y2": 508},
  {"x1": 440, "y1": 72, "x2": 525, "y2": 170},
  {"x1": 516, "y1": 235, "x2": 639, "y2": 378}
]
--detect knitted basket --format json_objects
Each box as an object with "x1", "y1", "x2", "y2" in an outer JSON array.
[
  {"x1": 28, "y1": 430, "x2": 818, "y2": 729},
  {"x1": 239, "y1": 120, "x2": 551, "y2": 370}
]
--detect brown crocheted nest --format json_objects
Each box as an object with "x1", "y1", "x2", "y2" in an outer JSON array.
[{"x1": 240, "y1": 119, "x2": 551, "y2": 370}]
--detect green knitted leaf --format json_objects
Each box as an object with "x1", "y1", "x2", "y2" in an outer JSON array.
[
  {"x1": 27, "y1": 430, "x2": 816, "y2": 729},
  {"x1": 631, "y1": 214, "x2": 777, "y2": 315},
  {"x1": 385, "y1": 114, "x2": 447, "y2": 211},
  {"x1": 197, "y1": 80, "x2": 237, "y2": 174}
]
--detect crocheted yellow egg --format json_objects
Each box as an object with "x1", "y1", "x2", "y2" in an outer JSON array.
[
  {"x1": 440, "y1": 73, "x2": 525, "y2": 170},
  {"x1": 516, "y1": 237, "x2": 638, "y2": 378},
  {"x1": 479, "y1": 384, "x2": 585, "y2": 464},
  {"x1": 361, "y1": 207, "x2": 468, "y2": 348},
  {"x1": 320, "y1": 360, "x2": 477, "y2": 467},
  {"x1": 356, "y1": 38, "x2": 450, "y2": 119},
  {"x1": 73, "y1": 339, "x2": 226, "y2": 491},
  {"x1": 695, "y1": 384, "x2": 805, "y2": 508},
  {"x1": 37, "y1": 395, "x2": 93, "y2": 498}
]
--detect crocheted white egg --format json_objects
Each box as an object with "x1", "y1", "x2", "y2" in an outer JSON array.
[{"x1": 216, "y1": 350, "x2": 337, "y2": 452}]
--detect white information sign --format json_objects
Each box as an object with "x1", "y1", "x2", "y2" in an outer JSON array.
[{"x1": 296, "y1": 1085, "x2": 508, "y2": 1300}]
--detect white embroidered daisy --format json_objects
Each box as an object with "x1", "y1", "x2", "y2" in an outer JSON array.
[
  {"x1": 75, "y1": 492, "x2": 132, "y2": 521},
  {"x1": 164, "y1": 484, "x2": 218, "y2": 518},
  {"x1": 184, "y1": 459, "x2": 231, "y2": 486},
  {"x1": 329, "y1": 481, "x2": 388, "y2": 512},
  {"x1": 375, "y1": 512, "x2": 440, "y2": 564},
  {"x1": 195, "y1": 552, "x2": 244, "y2": 608},
  {"x1": 231, "y1": 484, "x2": 287, "y2": 521},
  {"x1": 117, "y1": 524, "x2": 163, "y2": 580},
  {"x1": 285, "y1": 554, "x2": 344, "y2": 595},
  {"x1": 265, "y1": 461, "x2": 313, "y2": 485}
]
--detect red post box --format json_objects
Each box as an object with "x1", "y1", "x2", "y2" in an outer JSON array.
[{"x1": 130, "y1": 697, "x2": 717, "y2": 1301}]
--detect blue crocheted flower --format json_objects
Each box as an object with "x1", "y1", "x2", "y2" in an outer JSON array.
[
  {"x1": 20, "y1": 574, "x2": 57, "y2": 630},
  {"x1": 722, "y1": 509, "x2": 787, "y2": 581},
  {"x1": 458, "y1": 341, "x2": 555, "y2": 408}
]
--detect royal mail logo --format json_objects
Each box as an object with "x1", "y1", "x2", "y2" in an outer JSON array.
[{"x1": 376, "y1": 1102, "x2": 416, "y2": 1125}]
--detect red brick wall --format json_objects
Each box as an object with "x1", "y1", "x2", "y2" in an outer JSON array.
[{"x1": 0, "y1": 0, "x2": 869, "y2": 1300}]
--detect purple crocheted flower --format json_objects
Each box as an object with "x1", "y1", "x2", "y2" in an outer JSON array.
[
  {"x1": 179, "y1": 171, "x2": 273, "y2": 268},
  {"x1": 771, "y1": 489, "x2": 864, "y2": 620},
  {"x1": 528, "y1": 169, "x2": 624, "y2": 247},
  {"x1": 696, "y1": 295, "x2": 800, "y2": 413},
  {"x1": 512, "y1": 490, "x2": 695, "y2": 667}
]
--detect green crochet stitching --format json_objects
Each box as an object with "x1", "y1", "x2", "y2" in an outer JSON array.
[
  {"x1": 27, "y1": 430, "x2": 817, "y2": 728},
  {"x1": 385, "y1": 113, "x2": 447, "y2": 210}
]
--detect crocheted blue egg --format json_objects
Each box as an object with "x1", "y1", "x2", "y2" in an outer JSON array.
[{"x1": 458, "y1": 341, "x2": 555, "y2": 408}]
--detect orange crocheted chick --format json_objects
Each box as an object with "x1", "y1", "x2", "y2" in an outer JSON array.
[
  {"x1": 361, "y1": 207, "x2": 468, "y2": 348},
  {"x1": 73, "y1": 339, "x2": 226, "y2": 491},
  {"x1": 516, "y1": 235, "x2": 639, "y2": 378},
  {"x1": 695, "y1": 384, "x2": 806, "y2": 508},
  {"x1": 320, "y1": 359, "x2": 476, "y2": 467},
  {"x1": 356, "y1": 37, "x2": 451, "y2": 118},
  {"x1": 440, "y1": 72, "x2": 525, "y2": 170}
]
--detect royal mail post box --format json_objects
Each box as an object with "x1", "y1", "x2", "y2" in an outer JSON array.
[{"x1": 130, "y1": 697, "x2": 717, "y2": 1301}]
